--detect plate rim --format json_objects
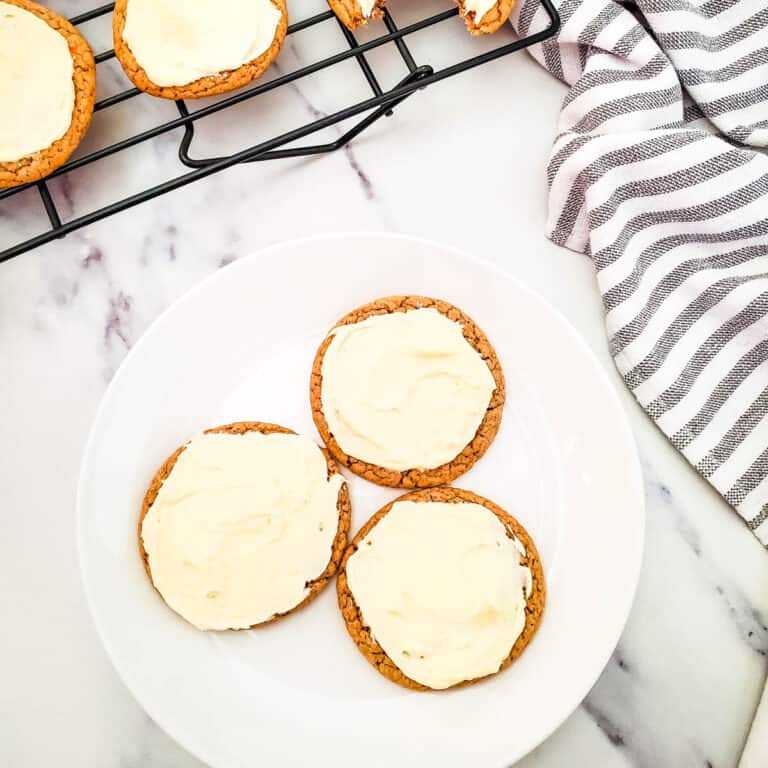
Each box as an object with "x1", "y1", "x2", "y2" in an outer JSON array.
[{"x1": 77, "y1": 231, "x2": 645, "y2": 767}]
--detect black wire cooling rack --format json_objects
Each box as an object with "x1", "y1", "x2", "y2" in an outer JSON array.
[{"x1": 0, "y1": 0, "x2": 559, "y2": 263}]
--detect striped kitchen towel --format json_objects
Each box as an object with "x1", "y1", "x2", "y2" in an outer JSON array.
[{"x1": 511, "y1": 0, "x2": 768, "y2": 543}]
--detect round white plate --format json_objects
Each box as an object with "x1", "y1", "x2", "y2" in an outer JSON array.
[{"x1": 78, "y1": 233, "x2": 644, "y2": 768}]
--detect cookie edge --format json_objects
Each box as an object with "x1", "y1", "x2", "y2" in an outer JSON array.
[
  {"x1": 326, "y1": 0, "x2": 385, "y2": 31},
  {"x1": 459, "y1": 0, "x2": 516, "y2": 35},
  {"x1": 327, "y1": 0, "x2": 514, "y2": 34}
]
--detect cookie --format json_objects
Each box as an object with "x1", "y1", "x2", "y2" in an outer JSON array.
[
  {"x1": 326, "y1": 0, "x2": 384, "y2": 31},
  {"x1": 139, "y1": 421, "x2": 351, "y2": 630},
  {"x1": 459, "y1": 0, "x2": 516, "y2": 35},
  {"x1": 337, "y1": 487, "x2": 545, "y2": 691},
  {"x1": 310, "y1": 295, "x2": 505, "y2": 488},
  {"x1": 113, "y1": 0, "x2": 288, "y2": 99},
  {"x1": 327, "y1": 0, "x2": 514, "y2": 34},
  {"x1": 0, "y1": 0, "x2": 95, "y2": 190}
]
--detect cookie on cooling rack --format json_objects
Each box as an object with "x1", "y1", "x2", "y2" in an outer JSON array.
[
  {"x1": 328, "y1": 0, "x2": 515, "y2": 34},
  {"x1": 310, "y1": 295, "x2": 505, "y2": 488},
  {"x1": 0, "y1": 0, "x2": 95, "y2": 190},
  {"x1": 458, "y1": 0, "x2": 517, "y2": 34},
  {"x1": 327, "y1": 0, "x2": 385, "y2": 30},
  {"x1": 139, "y1": 422, "x2": 351, "y2": 630},
  {"x1": 337, "y1": 487, "x2": 545, "y2": 691},
  {"x1": 113, "y1": 0, "x2": 288, "y2": 99}
]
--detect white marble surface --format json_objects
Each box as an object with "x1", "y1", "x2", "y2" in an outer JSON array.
[{"x1": 2, "y1": 1, "x2": 768, "y2": 766}]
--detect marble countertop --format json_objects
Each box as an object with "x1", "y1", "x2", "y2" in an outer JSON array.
[{"x1": 2, "y1": 1, "x2": 768, "y2": 766}]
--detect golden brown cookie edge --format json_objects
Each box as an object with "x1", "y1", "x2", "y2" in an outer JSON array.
[
  {"x1": 459, "y1": 0, "x2": 516, "y2": 34},
  {"x1": 326, "y1": 0, "x2": 385, "y2": 31},
  {"x1": 310, "y1": 295, "x2": 505, "y2": 489},
  {"x1": 336, "y1": 486, "x2": 545, "y2": 691},
  {"x1": 0, "y1": 0, "x2": 96, "y2": 190},
  {"x1": 138, "y1": 420, "x2": 351, "y2": 629},
  {"x1": 112, "y1": 0, "x2": 288, "y2": 99}
]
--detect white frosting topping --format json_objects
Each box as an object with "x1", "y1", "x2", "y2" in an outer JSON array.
[
  {"x1": 0, "y1": 2, "x2": 75, "y2": 163},
  {"x1": 320, "y1": 307, "x2": 497, "y2": 471},
  {"x1": 359, "y1": 0, "x2": 377, "y2": 17},
  {"x1": 122, "y1": 0, "x2": 282, "y2": 87},
  {"x1": 462, "y1": 0, "x2": 497, "y2": 25},
  {"x1": 346, "y1": 500, "x2": 531, "y2": 689},
  {"x1": 141, "y1": 431, "x2": 344, "y2": 630}
]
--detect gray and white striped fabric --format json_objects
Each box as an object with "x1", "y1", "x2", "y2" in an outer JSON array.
[{"x1": 511, "y1": 0, "x2": 768, "y2": 544}]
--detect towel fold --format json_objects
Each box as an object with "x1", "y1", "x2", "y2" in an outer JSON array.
[{"x1": 507, "y1": 0, "x2": 768, "y2": 760}]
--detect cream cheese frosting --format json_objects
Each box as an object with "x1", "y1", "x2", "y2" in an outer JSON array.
[
  {"x1": 122, "y1": 0, "x2": 282, "y2": 87},
  {"x1": 0, "y1": 2, "x2": 75, "y2": 163},
  {"x1": 462, "y1": 0, "x2": 498, "y2": 27},
  {"x1": 320, "y1": 307, "x2": 497, "y2": 471},
  {"x1": 141, "y1": 431, "x2": 345, "y2": 630},
  {"x1": 359, "y1": 0, "x2": 377, "y2": 17},
  {"x1": 462, "y1": 0, "x2": 497, "y2": 24},
  {"x1": 346, "y1": 500, "x2": 532, "y2": 690}
]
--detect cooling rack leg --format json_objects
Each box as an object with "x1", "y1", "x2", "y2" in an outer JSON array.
[
  {"x1": 176, "y1": 100, "x2": 196, "y2": 167},
  {"x1": 178, "y1": 65, "x2": 433, "y2": 168},
  {"x1": 37, "y1": 182, "x2": 64, "y2": 237}
]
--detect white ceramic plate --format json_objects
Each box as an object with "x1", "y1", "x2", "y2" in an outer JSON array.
[{"x1": 78, "y1": 233, "x2": 644, "y2": 768}]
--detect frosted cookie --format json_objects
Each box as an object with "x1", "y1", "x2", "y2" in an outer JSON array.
[
  {"x1": 310, "y1": 295, "x2": 505, "y2": 488},
  {"x1": 139, "y1": 422, "x2": 351, "y2": 630},
  {"x1": 113, "y1": 0, "x2": 288, "y2": 99},
  {"x1": 0, "y1": 0, "x2": 95, "y2": 190},
  {"x1": 458, "y1": 0, "x2": 516, "y2": 35},
  {"x1": 328, "y1": 0, "x2": 514, "y2": 34},
  {"x1": 337, "y1": 487, "x2": 545, "y2": 690},
  {"x1": 327, "y1": 0, "x2": 384, "y2": 31}
]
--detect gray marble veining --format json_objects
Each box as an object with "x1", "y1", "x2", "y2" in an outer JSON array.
[{"x1": 2, "y1": 3, "x2": 768, "y2": 767}]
